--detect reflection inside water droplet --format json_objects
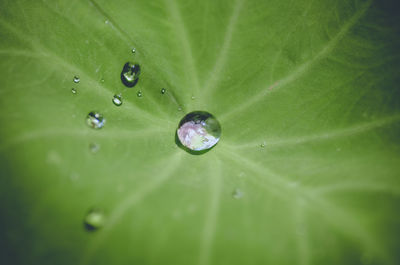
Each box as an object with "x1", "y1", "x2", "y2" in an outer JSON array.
[
  {"x1": 86, "y1": 111, "x2": 105, "y2": 129},
  {"x1": 176, "y1": 111, "x2": 221, "y2": 152},
  {"x1": 84, "y1": 208, "x2": 105, "y2": 231},
  {"x1": 73, "y1": 76, "x2": 80, "y2": 83},
  {"x1": 121, "y1": 62, "x2": 140, "y2": 87},
  {"x1": 112, "y1": 94, "x2": 122, "y2": 106}
]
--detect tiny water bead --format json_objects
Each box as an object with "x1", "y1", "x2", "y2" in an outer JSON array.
[
  {"x1": 161, "y1": 88, "x2": 166, "y2": 94},
  {"x1": 137, "y1": 90, "x2": 142, "y2": 97},
  {"x1": 71, "y1": 88, "x2": 77, "y2": 94},
  {"x1": 121, "y1": 62, "x2": 140, "y2": 87},
  {"x1": 112, "y1": 94, "x2": 123, "y2": 106},
  {"x1": 84, "y1": 208, "x2": 105, "y2": 231},
  {"x1": 131, "y1": 48, "x2": 136, "y2": 53},
  {"x1": 260, "y1": 142, "x2": 266, "y2": 148},
  {"x1": 86, "y1": 111, "x2": 105, "y2": 129},
  {"x1": 73, "y1": 75, "x2": 80, "y2": 83},
  {"x1": 176, "y1": 111, "x2": 221, "y2": 152},
  {"x1": 89, "y1": 142, "x2": 100, "y2": 153},
  {"x1": 232, "y1": 188, "x2": 244, "y2": 199}
]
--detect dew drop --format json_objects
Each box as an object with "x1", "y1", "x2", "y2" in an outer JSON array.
[
  {"x1": 86, "y1": 111, "x2": 105, "y2": 129},
  {"x1": 121, "y1": 62, "x2": 140, "y2": 87},
  {"x1": 101, "y1": 79, "x2": 105, "y2": 83},
  {"x1": 191, "y1": 96, "x2": 196, "y2": 100},
  {"x1": 161, "y1": 88, "x2": 166, "y2": 94},
  {"x1": 176, "y1": 111, "x2": 221, "y2": 152},
  {"x1": 178, "y1": 107, "x2": 182, "y2": 111},
  {"x1": 84, "y1": 208, "x2": 105, "y2": 231},
  {"x1": 137, "y1": 90, "x2": 142, "y2": 97},
  {"x1": 260, "y1": 142, "x2": 266, "y2": 148},
  {"x1": 131, "y1": 48, "x2": 136, "y2": 53},
  {"x1": 112, "y1": 94, "x2": 123, "y2": 106},
  {"x1": 232, "y1": 188, "x2": 244, "y2": 199},
  {"x1": 73, "y1": 75, "x2": 80, "y2": 83},
  {"x1": 105, "y1": 19, "x2": 109, "y2": 24},
  {"x1": 89, "y1": 142, "x2": 100, "y2": 153},
  {"x1": 71, "y1": 88, "x2": 77, "y2": 94}
]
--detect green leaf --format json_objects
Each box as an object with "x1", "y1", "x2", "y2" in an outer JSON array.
[{"x1": 1, "y1": 0, "x2": 399, "y2": 264}]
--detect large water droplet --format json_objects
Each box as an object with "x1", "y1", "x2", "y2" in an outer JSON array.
[
  {"x1": 112, "y1": 94, "x2": 122, "y2": 106},
  {"x1": 71, "y1": 88, "x2": 77, "y2": 94},
  {"x1": 176, "y1": 111, "x2": 221, "y2": 152},
  {"x1": 86, "y1": 111, "x2": 105, "y2": 129},
  {"x1": 73, "y1": 76, "x2": 80, "y2": 83},
  {"x1": 137, "y1": 90, "x2": 142, "y2": 97},
  {"x1": 84, "y1": 208, "x2": 105, "y2": 231},
  {"x1": 161, "y1": 88, "x2": 166, "y2": 94},
  {"x1": 121, "y1": 62, "x2": 140, "y2": 87},
  {"x1": 232, "y1": 188, "x2": 244, "y2": 199}
]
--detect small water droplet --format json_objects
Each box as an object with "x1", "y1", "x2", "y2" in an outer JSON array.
[
  {"x1": 89, "y1": 143, "x2": 100, "y2": 153},
  {"x1": 260, "y1": 141, "x2": 266, "y2": 148},
  {"x1": 131, "y1": 48, "x2": 136, "y2": 53},
  {"x1": 176, "y1": 111, "x2": 221, "y2": 152},
  {"x1": 86, "y1": 111, "x2": 105, "y2": 129},
  {"x1": 232, "y1": 188, "x2": 244, "y2": 199},
  {"x1": 161, "y1": 88, "x2": 166, "y2": 94},
  {"x1": 105, "y1": 20, "x2": 109, "y2": 24},
  {"x1": 137, "y1": 90, "x2": 142, "y2": 97},
  {"x1": 73, "y1": 76, "x2": 80, "y2": 83},
  {"x1": 84, "y1": 208, "x2": 105, "y2": 231},
  {"x1": 191, "y1": 96, "x2": 195, "y2": 100},
  {"x1": 71, "y1": 88, "x2": 77, "y2": 94},
  {"x1": 178, "y1": 107, "x2": 182, "y2": 111},
  {"x1": 121, "y1": 62, "x2": 140, "y2": 87},
  {"x1": 101, "y1": 79, "x2": 104, "y2": 83},
  {"x1": 112, "y1": 94, "x2": 123, "y2": 106}
]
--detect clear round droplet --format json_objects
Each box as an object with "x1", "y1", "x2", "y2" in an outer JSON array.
[
  {"x1": 84, "y1": 208, "x2": 105, "y2": 231},
  {"x1": 131, "y1": 48, "x2": 136, "y2": 53},
  {"x1": 89, "y1": 142, "x2": 100, "y2": 153},
  {"x1": 176, "y1": 111, "x2": 221, "y2": 151},
  {"x1": 161, "y1": 88, "x2": 166, "y2": 94},
  {"x1": 232, "y1": 188, "x2": 244, "y2": 199},
  {"x1": 73, "y1": 76, "x2": 80, "y2": 83},
  {"x1": 86, "y1": 111, "x2": 105, "y2": 129},
  {"x1": 137, "y1": 90, "x2": 142, "y2": 97},
  {"x1": 112, "y1": 94, "x2": 122, "y2": 106},
  {"x1": 121, "y1": 62, "x2": 140, "y2": 87},
  {"x1": 71, "y1": 88, "x2": 77, "y2": 94}
]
